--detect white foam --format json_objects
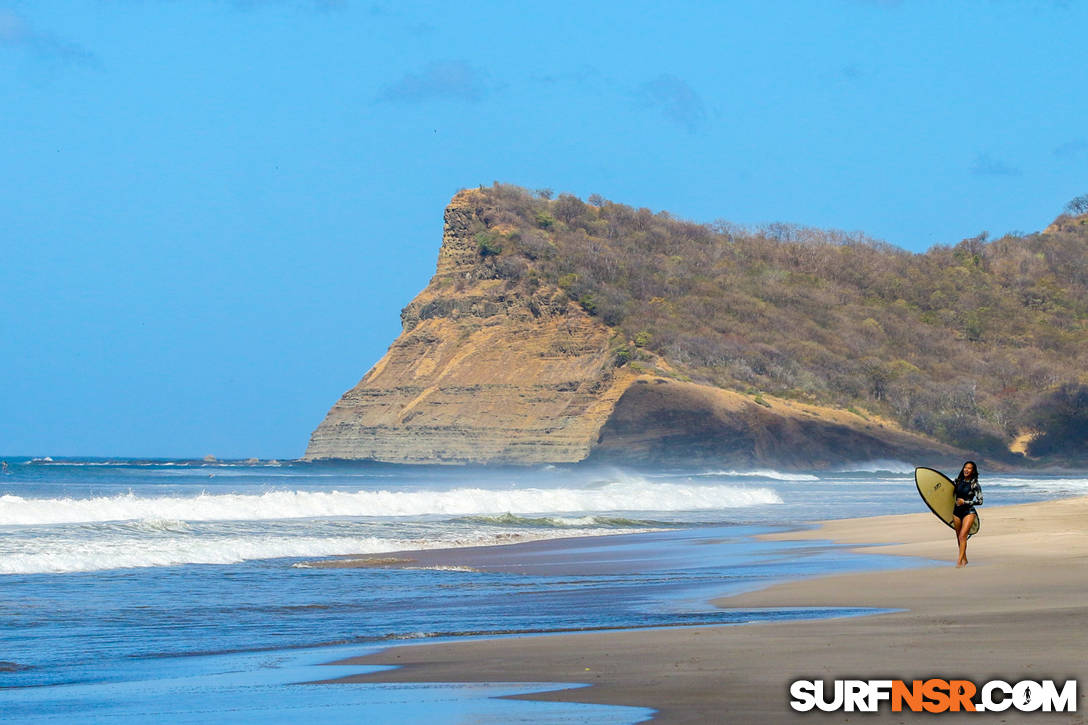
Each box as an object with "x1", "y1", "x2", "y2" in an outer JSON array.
[
  {"x1": 0, "y1": 526, "x2": 661, "y2": 575},
  {"x1": 694, "y1": 469, "x2": 820, "y2": 481},
  {"x1": 986, "y1": 477, "x2": 1088, "y2": 496},
  {"x1": 132, "y1": 518, "x2": 192, "y2": 532},
  {"x1": 545, "y1": 515, "x2": 604, "y2": 526},
  {"x1": 0, "y1": 482, "x2": 781, "y2": 526},
  {"x1": 0, "y1": 535, "x2": 404, "y2": 575}
]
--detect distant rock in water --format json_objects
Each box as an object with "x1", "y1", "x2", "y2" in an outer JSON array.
[{"x1": 305, "y1": 187, "x2": 965, "y2": 467}]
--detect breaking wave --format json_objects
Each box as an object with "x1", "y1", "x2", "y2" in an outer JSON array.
[
  {"x1": 0, "y1": 482, "x2": 781, "y2": 526},
  {"x1": 693, "y1": 469, "x2": 820, "y2": 482},
  {"x1": 986, "y1": 476, "x2": 1088, "y2": 497}
]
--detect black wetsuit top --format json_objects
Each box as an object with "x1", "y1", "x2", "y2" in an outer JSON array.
[{"x1": 953, "y1": 477, "x2": 983, "y2": 519}]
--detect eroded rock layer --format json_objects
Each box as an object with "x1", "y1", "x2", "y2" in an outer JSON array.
[{"x1": 305, "y1": 190, "x2": 636, "y2": 463}]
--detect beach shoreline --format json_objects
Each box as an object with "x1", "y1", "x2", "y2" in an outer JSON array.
[{"x1": 320, "y1": 496, "x2": 1088, "y2": 723}]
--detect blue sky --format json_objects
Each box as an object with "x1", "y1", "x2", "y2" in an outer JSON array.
[{"x1": 2, "y1": 0, "x2": 1085, "y2": 458}]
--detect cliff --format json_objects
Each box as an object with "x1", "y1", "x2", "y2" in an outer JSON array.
[
  {"x1": 305, "y1": 188, "x2": 965, "y2": 466},
  {"x1": 305, "y1": 190, "x2": 633, "y2": 463}
]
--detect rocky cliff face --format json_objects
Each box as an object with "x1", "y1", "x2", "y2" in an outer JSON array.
[
  {"x1": 305, "y1": 189, "x2": 638, "y2": 463},
  {"x1": 305, "y1": 189, "x2": 963, "y2": 467}
]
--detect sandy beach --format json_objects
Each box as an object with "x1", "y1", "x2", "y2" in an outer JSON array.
[{"x1": 323, "y1": 496, "x2": 1088, "y2": 723}]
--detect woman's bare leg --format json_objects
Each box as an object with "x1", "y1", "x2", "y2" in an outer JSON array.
[
  {"x1": 951, "y1": 515, "x2": 961, "y2": 565},
  {"x1": 956, "y1": 513, "x2": 976, "y2": 567}
]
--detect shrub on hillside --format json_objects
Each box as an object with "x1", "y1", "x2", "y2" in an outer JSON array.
[
  {"x1": 1025, "y1": 384, "x2": 1088, "y2": 458},
  {"x1": 457, "y1": 183, "x2": 1088, "y2": 459}
]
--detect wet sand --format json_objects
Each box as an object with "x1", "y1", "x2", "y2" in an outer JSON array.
[{"x1": 322, "y1": 497, "x2": 1088, "y2": 723}]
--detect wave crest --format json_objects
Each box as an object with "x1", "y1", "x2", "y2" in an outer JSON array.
[
  {"x1": 0, "y1": 482, "x2": 781, "y2": 526},
  {"x1": 694, "y1": 469, "x2": 820, "y2": 481}
]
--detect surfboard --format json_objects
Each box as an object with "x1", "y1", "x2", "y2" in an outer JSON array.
[{"x1": 915, "y1": 467, "x2": 979, "y2": 537}]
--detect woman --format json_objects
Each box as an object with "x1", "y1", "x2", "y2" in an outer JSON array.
[{"x1": 952, "y1": 461, "x2": 983, "y2": 567}]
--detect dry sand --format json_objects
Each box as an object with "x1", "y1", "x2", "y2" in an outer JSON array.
[{"x1": 322, "y1": 497, "x2": 1088, "y2": 723}]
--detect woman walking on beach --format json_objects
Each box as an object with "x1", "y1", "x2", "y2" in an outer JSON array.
[{"x1": 952, "y1": 461, "x2": 983, "y2": 567}]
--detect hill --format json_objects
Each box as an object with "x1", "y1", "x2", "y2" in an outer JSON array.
[{"x1": 306, "y1": 184, "x2": 1088, "y2": 467}]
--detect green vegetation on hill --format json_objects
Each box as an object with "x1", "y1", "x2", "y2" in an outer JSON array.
[{"x1": 456, "y1": 183, "x2": 1088, "y2": 464}]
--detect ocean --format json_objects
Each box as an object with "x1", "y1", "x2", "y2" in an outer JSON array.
[{"x1": 1, "y1": 458, "x2": 1082, "y2": 723}]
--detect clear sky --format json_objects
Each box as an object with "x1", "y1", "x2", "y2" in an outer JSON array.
[{"x1": 2, "y1": 0, "x2": 1085, "y2": 458}]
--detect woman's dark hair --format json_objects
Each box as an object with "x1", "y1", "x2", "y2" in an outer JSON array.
[{"x1": 955, "y1": 461, "x2": 979, "y2": 483}]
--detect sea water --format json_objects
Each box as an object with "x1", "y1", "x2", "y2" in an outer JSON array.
[{"x1": 0, "y1": 459, "x2": 1081, "y2": 723}]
